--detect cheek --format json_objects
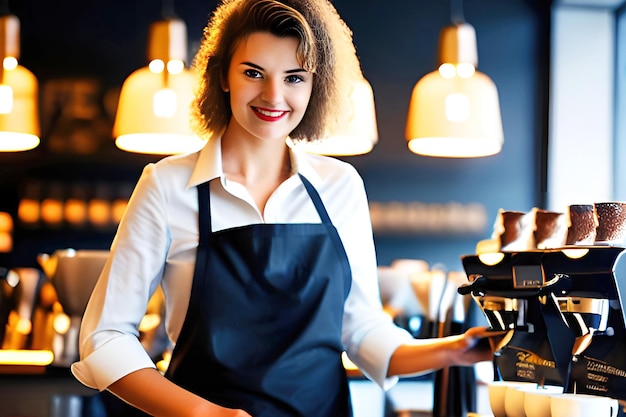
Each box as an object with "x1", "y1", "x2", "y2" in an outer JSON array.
[
  {"x1": 294, "y1": 88, "x2": 313, "y2": 112},
  {"x1": 228, "y1": 85, "x2": 251, "y2": 110}
]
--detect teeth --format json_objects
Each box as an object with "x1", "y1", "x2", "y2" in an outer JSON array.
[{"x1": 257, "y1": 108, "x2": 284, "y2": 117}]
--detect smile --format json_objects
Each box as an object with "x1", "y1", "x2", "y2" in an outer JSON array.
[{"x1": 252, "y1": 107, "x2": 288, "y2": 121}]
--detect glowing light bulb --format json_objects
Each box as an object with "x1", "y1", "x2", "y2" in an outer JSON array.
[
  {"x1": 445, "y1": 93, "x2": 470, "y2": 122},
  {"x1": 0, "y1": 84, "x2": 14, "y2": 114},
  {"x1": 149, "y1": 59, "x2": 165, "y2": 74},
  {"x1": 457, "y1": 63, "x2": 475, "y2": 78},
  {"x1": 438, "y1": 63, "x2": 456, "y2": 79},
  {"x1": 167, "y1": 60, "x2": 184, "y2": 75},
  {"x1": 3, "y1": 57, "x2": 17, "y2": 70},
  {"x1": 153, "y1": 89, "x2": 177, "y2": 118}
]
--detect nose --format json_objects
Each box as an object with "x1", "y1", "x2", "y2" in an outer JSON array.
[{"x1": 261, "y1": 77, "x2": 283, "y2": 105}]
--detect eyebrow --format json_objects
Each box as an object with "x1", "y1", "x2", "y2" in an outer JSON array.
[{"x1": 241, "y1": 61, "x2": 307, "y2": 74}]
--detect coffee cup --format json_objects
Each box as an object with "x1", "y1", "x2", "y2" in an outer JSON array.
[
  {"x1": 488, "y1": 381, "x2": 535, "y2": 417},
  {"x1": 533, "y1": 209, "x2": 566, "y2": 249},
  {"x1": 504, "y1": 383, "x2": 558, "y2": 417},
  {"x1": 522, "y1": 385, "x2": 564, "y2": 417},
  {"x1": 565, "y1": 204, "x2": 597, "y2": 245},
  {"x1": 551, "y1": 393, "x2": 619, "y2": 417},
  {"x1": 493, "y1": 210, "x2": 534, "y2": 251},
  {"x1": 594, "y1": 202, "x2": 626, "y2": 245}
]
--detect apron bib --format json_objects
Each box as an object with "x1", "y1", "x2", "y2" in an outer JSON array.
[{"x1": 165, "y1": 174, "x2": 353, "y2": 417}]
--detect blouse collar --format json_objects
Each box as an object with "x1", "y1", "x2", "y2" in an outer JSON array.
[{"x1": 186, "y1": 136, "x2": 323, "y2": 190}]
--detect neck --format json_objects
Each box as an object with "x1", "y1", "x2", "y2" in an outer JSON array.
[
  {"x1": 220, "y1": 128, "x2": 293, "y2": 212},
  {"x1": 221, "y1": 135, "x2": 291, "y2": 181}
]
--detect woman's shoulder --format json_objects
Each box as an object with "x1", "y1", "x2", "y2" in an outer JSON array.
[
  {"x1": 137, "y1": 151, "x2": 202, "y2": 193},
  {"x1": 152, "y1": 149, "x2": 200, "y2": 169},
  {"x1": 144, "y1": 150, "x2": 200, "y2": 176}
]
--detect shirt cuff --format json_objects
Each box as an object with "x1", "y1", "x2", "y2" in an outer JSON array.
[
  {"x1": 350, "y1": 324, "x2": 414, "y2": 390},
  {"x1": 71, "y1": 334, "x2": 156, "y2": 391}
]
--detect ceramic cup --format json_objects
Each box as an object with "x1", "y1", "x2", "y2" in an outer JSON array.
[
  {"x1": 551, "y1": 393, "x2": 619, "y2": 417},
  {"x1": 504, "y1": 383, "x2": 551, "y2": 417},
  {"x1": 488, "y1": 381, "x2": 535, "y2": 417},
  {"x1": 494, "y1": 210, "x2": 535, "y2": 251},
  {"x1": 594, "y1": 202, "x2": 626, "y2": 245},
  {"x1": 565, "y1": 204, "x2": 597, "y2": 245},
  {"x1": 522, "y1": 385, "x2": 564, "y2": 417},
  {"x1": 533, "y1": 209, "x2": 567, "y2": 249}
]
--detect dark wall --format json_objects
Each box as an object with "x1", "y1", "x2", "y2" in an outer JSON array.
[
  {"x1": 332, "y1": 0, "x2": 551, "y2": 269},
  {"x1": 0, "y1": 0, "x2": 551, "y2": 271}
]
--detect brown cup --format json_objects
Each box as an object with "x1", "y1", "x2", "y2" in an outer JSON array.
[
  {"x1": 594, "y1": 202, "x2": 626, "y2": 245},
  {"x1": 565, "y1": 204, "x2": 597, "y2": 245},
  {"x1": 493, "y1": 210, "x2": 535, "y2": 251},
  {"x1": 534, "y1": 209, "x2": 566, "y2": 249}
]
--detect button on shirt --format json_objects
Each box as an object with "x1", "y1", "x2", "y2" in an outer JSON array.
[{"x1": 71, "y1": 137, "x2": 413, "y2": 392}]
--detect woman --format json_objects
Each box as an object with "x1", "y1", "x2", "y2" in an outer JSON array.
[{"x1": 72, "y1": 1, "x2": 494, "y2": 416}]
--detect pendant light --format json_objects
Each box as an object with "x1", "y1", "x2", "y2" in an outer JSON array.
[
  {"x1": 405, "y1": 0, "x2": 503, "y2": 158},
  {"x1": 0, "y1": 1, "x2": 40, "y2": 152},
  {"x1": 288, "y1": 75, "x2": 378, "y2": 156},
  {"x1": 113, "y1": 2, "x2": 205, "y2": 155}
]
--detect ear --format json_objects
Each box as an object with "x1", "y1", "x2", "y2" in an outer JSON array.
[{"x1": 221, "y1": 75, "x2": 229, "y2": 92}]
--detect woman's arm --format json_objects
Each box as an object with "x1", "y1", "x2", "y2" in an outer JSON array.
[
  {"x1": 387, "y1": 327, "x2": 494, "y2": 377},
  {"x1": 108, "y1": 368, "x2": 252, "y2": 417}
]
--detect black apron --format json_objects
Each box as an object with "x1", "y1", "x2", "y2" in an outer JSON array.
[{"x1": 165, "y1": 174, "x2": 353, "y2": 417}]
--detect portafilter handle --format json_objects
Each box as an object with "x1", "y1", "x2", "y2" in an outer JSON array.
[
  {"x1": 536, "y1": 273, "x2": 572, "y2": 298},
  {"x1": 457, "y1": 276, "x2": 487, "y2": 296}
]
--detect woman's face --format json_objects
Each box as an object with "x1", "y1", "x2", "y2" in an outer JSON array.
[{"x1": 224, "y1": 31, "x2": 313, "y2": 143}]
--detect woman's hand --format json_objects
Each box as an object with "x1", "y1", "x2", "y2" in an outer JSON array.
[
  {"x1": 387, "y1": 326, "x2": 504, "y2": 377},
  {"x1": 448, "y1": 326, "x2": 502, "y2": 367}
]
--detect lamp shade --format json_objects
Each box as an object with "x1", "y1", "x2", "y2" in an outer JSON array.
[
  {"x1": 405, "y1": 22, "x2": 503, "y2": 158},
  {"x1": 0, "y1": 14, "x2": 39, "y2": 152},
  {"x1": 113, "y1": 18, "x2": 206, "y2": 155},
  {"x1": 113, "y1": 67, "x2": 204, "y2": 155},
  {"x1": 288, "y1": 76, "x2": 378, "y2": 156}
]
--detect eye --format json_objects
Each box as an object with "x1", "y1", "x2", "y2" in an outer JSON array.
[
  {"x1": 285, "y1": 74, "x2": 305, "y2": 84},
  {"x1": 244, "y1": 69, "x2": 263, "y2": 79}
]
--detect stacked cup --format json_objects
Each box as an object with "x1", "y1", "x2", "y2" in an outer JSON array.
[
  {"x1": 550, "y1": 393, "x2": 619, "y2": 417},
  {"x1": 488, "y1": 380, "x2": 620, "y2": 417}
]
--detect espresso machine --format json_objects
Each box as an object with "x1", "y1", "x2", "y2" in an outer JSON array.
[{"x1": 459, "y1": 246, "x2": 626, "y2": 401}]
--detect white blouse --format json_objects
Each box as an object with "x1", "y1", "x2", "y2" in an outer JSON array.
[{"x1": 71, "y1": 137, "x2": 413, "y2": 392}]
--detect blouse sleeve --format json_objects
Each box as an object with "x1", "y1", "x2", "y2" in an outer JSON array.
[{"x1": 71, "y1": 163, "x2": 170, "y2": 391}]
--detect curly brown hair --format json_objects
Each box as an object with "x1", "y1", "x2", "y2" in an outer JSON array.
[{"x1": 191, "y1": 0, "x2": 363, "y2": 142}]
